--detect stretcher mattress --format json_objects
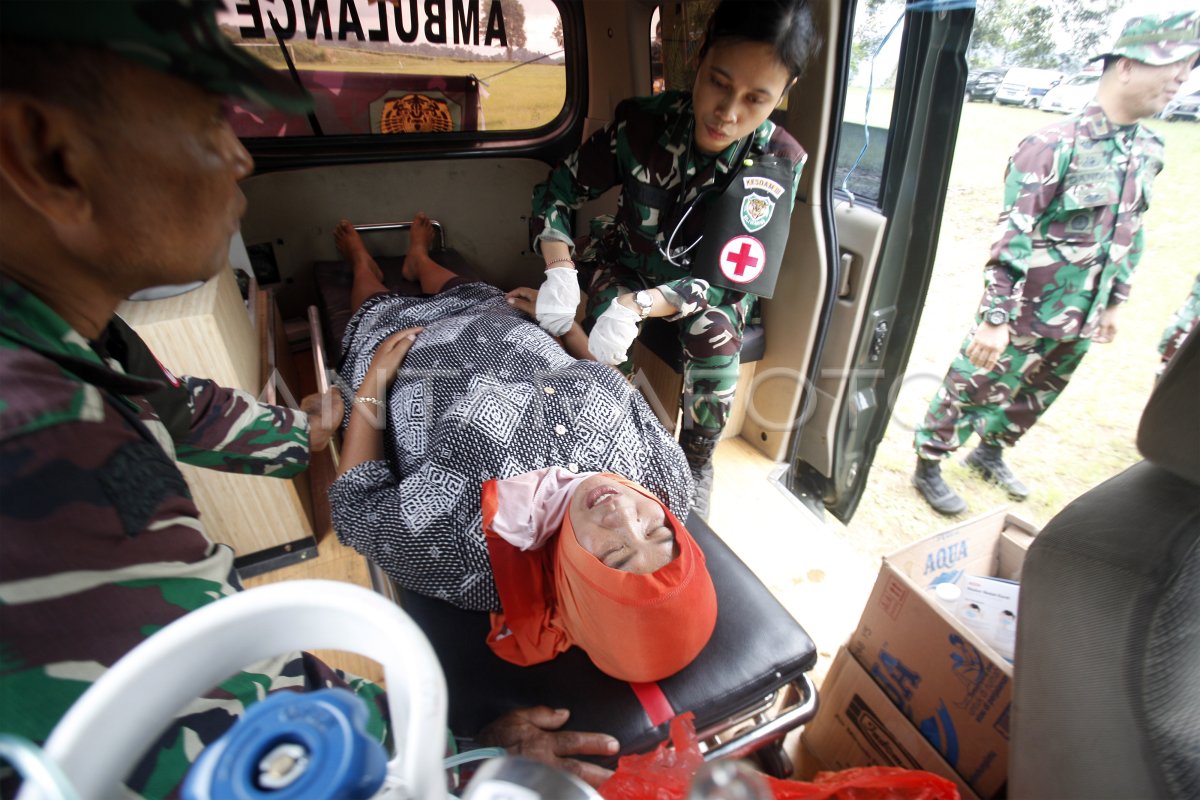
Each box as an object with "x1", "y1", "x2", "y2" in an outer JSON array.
[{"x1": 396, "y1": 513, "x2": 817, "y2": 760}]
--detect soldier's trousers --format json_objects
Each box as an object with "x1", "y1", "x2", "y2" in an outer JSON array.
[
  {"x1": 914, "y1": 332, "x2": 1092, "y2": 460},
  {"x1": 585, "y1": 267, "x2": 754, "y2": 435}
]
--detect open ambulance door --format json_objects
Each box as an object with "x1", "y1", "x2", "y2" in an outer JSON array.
[{"x1": 786, "y1": 0, "x2": 976, "y2": 522}]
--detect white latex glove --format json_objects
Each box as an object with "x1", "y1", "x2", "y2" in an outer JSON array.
[
  {"x1": 535, "y1": 267, "x2": 580, "y2": 336},
  {"x1": 588, "y1": 298, "x2": 642, "y2": 365}
]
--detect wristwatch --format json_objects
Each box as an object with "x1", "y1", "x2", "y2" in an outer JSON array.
[
  {"x1": 633, "y1": 290, "x2": 654, "y2": 319},
  {"x1": 984, "y1": 308, "x2": 1008, "y2": 326}
]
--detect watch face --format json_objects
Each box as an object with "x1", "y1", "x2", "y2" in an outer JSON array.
[
  {"x1": 987, "y1": 309, "x2": 1007, "y2": 325},
  {"x1": 635, "y1": 291, "x2": 653, "y2": 313}
]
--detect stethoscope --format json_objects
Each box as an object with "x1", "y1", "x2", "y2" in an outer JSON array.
[{"x1": 656, "y1": 133, "x2": 755, "y2": 268}]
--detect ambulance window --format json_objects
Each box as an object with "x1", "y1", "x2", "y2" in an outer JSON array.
[
  {"x1": 650, "y1": 6, "x2": 663, "y2": 94},
  {"x1": 834, "y1": 0, "x2": 902, "y2": 205},
  {"x1": 655, "y1": 0, "x2": 715, "y2": 93},
  {"x1": 218, "y1": 0, "x2": 567, "y2": 139}
]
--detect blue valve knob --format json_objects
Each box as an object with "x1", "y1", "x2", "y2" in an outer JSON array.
[{"x1": 183, "y1": 688, "x2": 387, "y2": 799}]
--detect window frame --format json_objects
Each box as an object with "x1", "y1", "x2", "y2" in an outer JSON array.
[{"x1": 236, "y1": 0, "x2": 589, "y2": 174}]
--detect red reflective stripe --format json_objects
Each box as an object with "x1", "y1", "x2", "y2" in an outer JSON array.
[{"x1": 629, "y1": 681, "x2": 674, "y2": 727}]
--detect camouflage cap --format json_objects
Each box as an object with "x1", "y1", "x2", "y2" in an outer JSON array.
[
  {"x1": 1090, "y1": 11, "x2": 1200, "y2": 67},
  {"x1": 0, "y1": 0, "x2": 312, "y2": 114}
]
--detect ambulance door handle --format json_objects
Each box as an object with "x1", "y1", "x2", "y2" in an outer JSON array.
[{"x1": 837, "y1": 251, "x2": 856, "y2": 298}]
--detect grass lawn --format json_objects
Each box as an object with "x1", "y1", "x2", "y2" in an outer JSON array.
[{"x1": 835, "y1": 99, "x2": 1200, "y2": 560}]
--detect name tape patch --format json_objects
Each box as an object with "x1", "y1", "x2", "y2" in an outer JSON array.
[{"x1": 742, "y1": 175, "x2": 785, "y2": 198}]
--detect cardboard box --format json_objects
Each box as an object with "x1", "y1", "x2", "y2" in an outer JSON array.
[
  {"x1": 847, "y1": 509, "x2": 1037, "y2": 800},
  {"x1": 801, "y1": 647, "x2": 980, "y2": 800}
]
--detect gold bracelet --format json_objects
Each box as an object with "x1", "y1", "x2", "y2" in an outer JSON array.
[
  {"x1": 545, "y1": 258, "x2": 576, "y2": 270},
  {"x1": 352, "y1": 396, "x2": 384, "y2": 409}
]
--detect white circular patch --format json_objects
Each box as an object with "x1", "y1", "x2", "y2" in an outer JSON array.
[{"x1": 718, "y1": 235, "x2": 766, "y2": 284}]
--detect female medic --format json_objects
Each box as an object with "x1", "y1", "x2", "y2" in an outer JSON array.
[{"x1": 530, "y1": 0, "x2": 819, "y2": 517}]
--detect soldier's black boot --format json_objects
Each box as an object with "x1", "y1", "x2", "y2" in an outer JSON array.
[
  {"x1": 966, "y1": 441, "x2": 1030, "y2": 499},
  {"x1": 679, "y1": 429, "x2": 720, "y2": 520},
  {"x1": 912, "y1": 457, "x2": 967, "y2": 515}
]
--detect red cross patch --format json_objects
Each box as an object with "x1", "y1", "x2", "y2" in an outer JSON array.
[{"x1": 717, "y1": 235, "x2": 766, "y2": 284}]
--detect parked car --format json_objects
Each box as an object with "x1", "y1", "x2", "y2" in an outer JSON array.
[
  {"x1": 1162, "y1": 90, "x2": 1200, "y2": 121},
  {"x1": 1040, "y1": 69, "x2": 1101, "y2": 114},
  {"x1": 994, "y1": 67, "x2": 1064, "y2": 108},
  {"x1": 965, "y1": 67, "x2": 1007, "y2": 102}
]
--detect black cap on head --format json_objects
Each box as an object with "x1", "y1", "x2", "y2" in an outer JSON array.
[{"x1": 0, "y1": 0, "x2": 312, "y2": 113}]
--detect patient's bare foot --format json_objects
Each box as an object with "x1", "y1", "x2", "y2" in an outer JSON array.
[
  {"x1": 335, "y1": 220, "x2": 383, "y2": 282},
  {"x1": 401, "y1": 213, "x2": 435, "y2": 281}
]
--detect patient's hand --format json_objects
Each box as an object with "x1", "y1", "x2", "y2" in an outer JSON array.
[
  {"x1": 364, "y1": 327, "x2": 423, "y2": 391},
  {"x1": 477, "y1": 706, "x2": 618, "y2": 787},
  {"x1": 507, "y1": 288, "x2": 593, "y2": 361},
  {"x1": 301, "y1": 387, "x2": 344, "y2": 452},
  {"x1": 505, "y1": 287, "x2": 539, "y2": 317}
]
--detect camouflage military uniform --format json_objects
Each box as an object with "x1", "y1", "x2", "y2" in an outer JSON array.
[
  {"x1": 531, "y1": 90, "x2": 806, "y2": 435},
  {"x1": 915, "y1": 102, "x2": 1164, "y2": 459},
  {"x1": 1158, "y1": 272, "x2": 1200, "y2": 375},
  {"x1": 0, "y1": 276, "x2": 385, "y2": 796}
]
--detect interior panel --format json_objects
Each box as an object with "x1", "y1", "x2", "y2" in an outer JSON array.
[
  {"x1": 794, "y1": 202, "x2": 888, "y2": 477},
  {"x1": 736, "y1": 0, "x2": 841, "y2": 463},
  {"x1": 239, "y1": 158, "x2": 553, "y2": 318}
]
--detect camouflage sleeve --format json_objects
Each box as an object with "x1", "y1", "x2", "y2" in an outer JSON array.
[
  {"x1": 0, "y1": 417, "x2": 386, "y2": 798},
  {"x1": 659, "y1": 277, "x2": 715, "y2": 320},
  {"x1": 982, "y1": 134, "x2": 1070, "y2": 319},
  {"x1": 1107, "y1": 134, "x2": 1165, "y2": 308},
  {"x1": 1158, "y1": 273, "x2": 1200, "y2": 361},
  {"x1": 530, "y1": 103, "x2": 631, "y2": 255},
  {"x1": 174, "y1": 377, "x2": 309, "y2": 478},
  {"x1": 762, "y1": 120, "x2": 807, "y2": 210}
]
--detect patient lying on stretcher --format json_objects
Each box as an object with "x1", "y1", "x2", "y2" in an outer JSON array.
[{"x1": 329, "y1": 216, "x2": 716, "y2": 683}]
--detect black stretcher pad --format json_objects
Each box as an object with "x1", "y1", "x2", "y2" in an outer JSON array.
[{"x1": 396, "y1": 514, "x2": 817, "y2": 760}]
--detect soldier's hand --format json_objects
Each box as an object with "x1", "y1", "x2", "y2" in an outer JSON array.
[
  {"x1": 301, "y1": 387, "x2": 344, "y2": 452},
  {"x1": 505, "y1": 286, "x2": 539, "y2": 317},
  {"x1": 588, "y1": 298, "x2": 641, "y2": 365},
  {"x1": 536, "y1": 267, "x2": 581, "y2": 336},
  {"x1": 967, "y1": 322, "x2": 1009, "y2": 371},
  {"x1": 1093, "y1": 306, "x2": 1119, "y2": 343},
  {"x1": 477, "y1": 706, "x2": 618, "y2": 788}
]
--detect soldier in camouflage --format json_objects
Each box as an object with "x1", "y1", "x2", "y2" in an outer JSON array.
[
  {"x1": 0, "y1": 2, "x2": 379, "y2": 795},
  {"x1": 912, "y1": 11, "x2": 1200, "y2": 515},
  {"x1": 1157, "y1": 272, "x2": 1200, "y2": 379},
  {"x1": 530, "y1": 0, "x2": 818, "y2": 518},
  {"x1": 0, "y1": 3, "x2": 641, "y2": 793}
]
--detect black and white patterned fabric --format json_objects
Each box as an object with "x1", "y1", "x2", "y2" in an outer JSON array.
[{"x1": 329, "y1": 282, "x2": 692, "y2": 611}]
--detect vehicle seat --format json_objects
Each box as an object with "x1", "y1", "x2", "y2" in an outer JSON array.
[{"x1": 1009, "y1": 328, "x2": 1200, "y2": 799}]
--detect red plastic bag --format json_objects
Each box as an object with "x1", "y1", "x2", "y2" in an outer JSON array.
[
  {"x1": 599, "y1": 713, "x2": 707, "y2": 800},
  {"x1": 599, "y1": 714, "x2": 959, "y2": 800},
  {"x1": 766, "y1": 767, "x2": 960, "y2": 799}
]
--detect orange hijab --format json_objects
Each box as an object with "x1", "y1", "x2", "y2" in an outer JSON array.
[{"x1": 482, "y1": 474, "x2": 717, "y2": 683}]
